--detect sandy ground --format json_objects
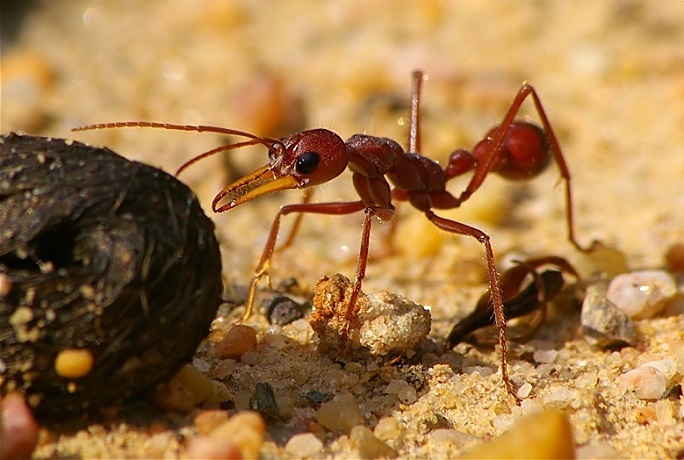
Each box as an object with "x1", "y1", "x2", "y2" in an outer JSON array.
[{"x1": 2, "y1": 0, "x2": 684, "y2": 458}]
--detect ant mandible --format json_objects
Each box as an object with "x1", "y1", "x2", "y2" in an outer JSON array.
[{"x1": 74, "y1": 70, "x2": 590, "y2": 400}]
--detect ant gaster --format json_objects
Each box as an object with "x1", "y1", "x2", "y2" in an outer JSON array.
[{"x1": 74, "y1": 71, "x2": 591, "y2": 401}]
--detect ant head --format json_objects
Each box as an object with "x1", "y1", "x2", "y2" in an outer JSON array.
[
  {"x1": 213, "y1": 128, "x2": 347, "y2": 212},
  {"x1": 274, "y1": 129, "x2": 348, "y2": 187}
]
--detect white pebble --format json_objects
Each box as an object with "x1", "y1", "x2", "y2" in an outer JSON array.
[
  {"x1": 619, "y1": 366, "x2": 669, "y2": 400},
  {"x1": 492, "y1": 413, "x2": 516, "y2": 431},
  {"x1": 543, "y1": 386, "x2": 575, "y2": 407},
  {"x1": 374, "y1": 416, "x2": 403, "y2": 442},
  {"x1": 641, "y1": 358, "x2": 678, "y2": 381},
  {"x1": 284, "y1": 433, "x2": 324, "y2": 457},
  {"x1": 517, "y1": 382, "x2": 533, "y2": 399},
  {"x1": 606, "y1": 270, "x2": 677, "y2": 319},
  {"x1": 653, "y1": 400, "x2": 676, "y2": 426},
  {"x1": 533, "y1": 349, "x2": 558, "y2": 364}
]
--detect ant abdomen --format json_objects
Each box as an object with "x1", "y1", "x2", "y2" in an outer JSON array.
[{"x1": 474, "y1": 121, "x2": 551, "y2": 180}]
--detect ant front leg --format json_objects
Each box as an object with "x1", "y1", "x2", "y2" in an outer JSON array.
[
  {"x1": 274, "y1": 188, "x2": 315, "y2": 253},
  {"x1": 423, "y1": 211, "x2": 518, "y2": 401},
  {"x1": 242, "y1": 199, "x2": 366, "y2": 322}
]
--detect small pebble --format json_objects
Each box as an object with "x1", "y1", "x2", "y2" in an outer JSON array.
[
  {"x1": 619, "y1": 366, "x2": 669, "y2": 400},
  {"x1": 459, "y1": 409, "x2": 575, "y2": 459},
  {"x1": 249, "y1": 382, "x2": 284, "y2": 422},
  {"x1": 641, "y1": 358, "x2": 678, "y2": 381},
  {"x1": 532, "y1": 349, "x2": 558, "y2": 364},
  {"x1": 383, "y1": 379, "x2": 409, "y2": 395},
  {"x1": 374, "y1": 416, "x2": 404, "y2": 443},
  {"x1": 305, "y1": 390, "x2": 331, "y2": 407},
  {"x1": 264, "y1": 294, "x2": 306, "y2": 326},
  {"x1": 153, "y1": 373, "x2": 197, "y2": 413},
  {"x1": 543, "y1": 385, "x2": 576, "y2": 408},
  {"x1": 154, "y1": 364, "x2": 228, "y2": 412},
  {"x1": 653, "y1": 400, "x2": 676, "y2": 426},
  {"x1": 241, "y1": 350, "x2": 260, "y2": 366},
  {"x1": 1, "y1": 393, "x2": 39, "y2": 460},
  {"x1": 581, "y1": 283, "x2": 637, "y2": 348},
  {"x1": 350, "y1": 425, "x2": 398, "y2": 459},
  {"x1": 492, "y1": 413, "x2": 516, "y2": 431},
  {"x1": 185, "y1": 437, "x2": 242, "y2": 459},
  {"x1": 315, "y1": 392, "x2": 364, "y2": 433},
  {"x1": 516, "y1": 382, "x2": 533, "y2": 399},
  {"x1": 215, "y1": 325, "x2": 258, "y2": 359},
  {"x1": 606, "y1": 270, "x2": 677, "y2": 319},
  {"x1": 284, "y1": 433, "x2": 324, "y2": 458},
  {"x1": 397, "y1": 385, "x2": 418, "y2": 405},
  {"x1": 211, "y1": 359, "x2": 237, "y2": 380},
  {"x1": 193, "y1": 411, "x2": 265, "y2": 459},
  {"x1": 194, "y1": 410, "x2": 230, "y2": 435}
]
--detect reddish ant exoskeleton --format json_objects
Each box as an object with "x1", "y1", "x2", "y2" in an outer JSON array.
[{"x1": 74, "y1": 70, "x2": 591, "y2": 401}]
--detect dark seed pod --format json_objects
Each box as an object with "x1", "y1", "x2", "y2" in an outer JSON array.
[{"x1": 0, "y1": 133, "x2": 222, "y2": 421}]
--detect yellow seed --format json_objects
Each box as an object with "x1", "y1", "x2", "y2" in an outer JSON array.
[{"x1": 54, "y1": 348, "x2": 94, "y2": 379}]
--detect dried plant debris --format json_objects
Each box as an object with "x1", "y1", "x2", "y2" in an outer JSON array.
[
  {"x1": 310, "y1": 273, "x2": 431, "y2": 360},
  {"x1": 0, "y1": 133, "x2": 222, "y2": 421},
  {"x1": 447, "y1": 256, "x2": 579, "y2": 348}
]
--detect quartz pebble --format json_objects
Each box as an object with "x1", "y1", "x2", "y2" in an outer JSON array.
[
  {"x1": 186, "y1": 411, "x2": 265, "y2": 459},
  {"x1": 653, "y1": 400, "x2": 676, "y2": 426},
  {"x1": 460, "y1": 409, "x2": 575, "y2": 459},
  {"x1": 516, "y1": 382, "x2": 533, "y2": 399},
  {"x1": 532, "y1": 349, "x2": 558, "y2": 364},
  {"x1": 215, "y1": 325, "x2": 258, "y2": 359},
  {"x1": 581, "y1": 283, "x2": 637, "y2": 348},
  {"x1": 350, "y1": 425, "x2": 398, "y2": 459},
  {"x1": 374, "y1": 416, "x2": 404, "y2": 443},
  {"x1": 284, "y1": 433, "x2": 324, "y2": 458},
  {"x1": 619, "y1": 366, "x2": 670, "y2": 400},
  {"x1": 606, "y1": 270, "x2": 677, "y2": 319},
  {"x1": 315, "y1": 392, "x2": 364, "y2": 433},
  {"x1": 154, "y1": 364, "x2": 229, "y2": 412},
  {"x1": 194, "y1": 410, "x2": 230, "y2": 435}
]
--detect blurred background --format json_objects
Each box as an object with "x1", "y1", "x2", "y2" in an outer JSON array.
[{"x1": 2, "y1": 2, "x2": 683, "y2": 457}]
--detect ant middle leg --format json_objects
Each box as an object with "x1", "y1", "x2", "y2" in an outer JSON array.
[{"x1": 423, "y1": 210, "x2": 518, "y2": 401}]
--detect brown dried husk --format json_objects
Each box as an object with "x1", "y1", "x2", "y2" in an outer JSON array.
[{"x1": 0, "y1": 133, "x2": 222, "y2": 421}]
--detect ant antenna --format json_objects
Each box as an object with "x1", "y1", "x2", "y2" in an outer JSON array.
[{"x1": 72, "y1": 121, "x2": 284, "y2": 176}]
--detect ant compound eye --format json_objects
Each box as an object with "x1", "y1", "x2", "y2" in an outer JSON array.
[{"x1": 295, "y1": 151, "x2": 320, "y2": 175}]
